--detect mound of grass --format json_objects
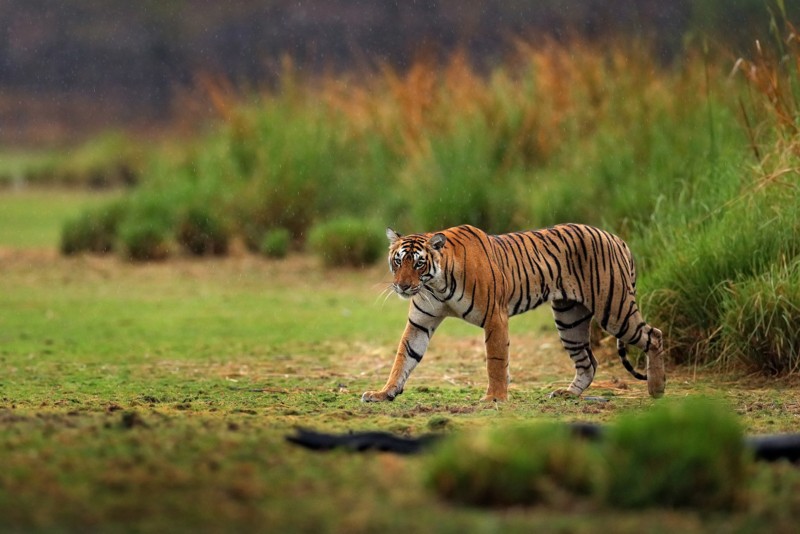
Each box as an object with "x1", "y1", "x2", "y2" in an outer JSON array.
[
  {"x1": 425, "y1": 422, "x2": 601, "y2": 507},
  {"x1": 604, "y1": 397, "x2": 747, "y2": 510},
  {"x1": 60, "y1": 201, "x2": 126, "y2": 255},
  {"x1": 176, "y1": 205, "x2": 230, "y2": 256},
  {"x1": 117, "y1": 196, "x2": 174, "y2": 261},
  {"x1": 426, "y1": 398, "x2": 749, "y2": 511}
]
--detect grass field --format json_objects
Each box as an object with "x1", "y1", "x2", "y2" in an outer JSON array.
[
  {"x1": 2, "y1": 190, "x2": 800, "y2": 531},
  {"x1": 0, "y1": 188, "x2": 117, "y2": 248}
]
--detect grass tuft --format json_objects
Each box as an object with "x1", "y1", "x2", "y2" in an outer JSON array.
[
  {"x1": 425, "y1": 422, "x2": 602, "y2": 508},
  {"x1": 604, "y1": 397, "x2": 747, "y2": 510},
  {"x1": 720, "y1": 261, "x2": 800, "y2": 374},
  {"x1": 60, "y1": 201, "x2": 126, "y2": 255}
]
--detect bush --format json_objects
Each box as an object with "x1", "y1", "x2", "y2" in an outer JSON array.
[
  {"x1": 425, "y1": 422, "x2": 602, "y2": 507},
  {"x1": 425, "y1": 398, "x2": 749, "y2": 511},
  {"x1": 117, "y1": 196, "x2": 174, "y2": 261},
  {"x1": 176, "y1": 205, "x2": 230, "y2": 256},
  {"x1": 604, "y1": 397, "x2": 747, "y2": 510},
  {"x1": 260, "y1": 228, "x2": 291, "y2": 259},
  {"x1": 308, "y1": 218, "x2": 384, "y2": 267},
  {"x1": 720, "y1": 263, "x2": 800, "y2": 374},
  {"x1": 60, "y1": 202, "x2": 126, "y2": 255}
]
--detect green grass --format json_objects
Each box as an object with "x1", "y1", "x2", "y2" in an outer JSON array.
[
  {"x1": 0, "y1": 189, "x2": 119, "y2": 248},
  {"x1": 2, "y1": 190, "x2": 800, "y2": 531}
]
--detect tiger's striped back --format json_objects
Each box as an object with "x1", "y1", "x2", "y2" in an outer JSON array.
[{"x1": 488, "y1": 224, "x2": 639, "y2": 334}]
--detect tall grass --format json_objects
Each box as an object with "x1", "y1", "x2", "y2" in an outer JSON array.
[
  {"x1": 67, "y1": 39, "x2": 724, "y2": 254},
  {"x1": 637, "y1": 17, "x2": 800, "y2": 373}
]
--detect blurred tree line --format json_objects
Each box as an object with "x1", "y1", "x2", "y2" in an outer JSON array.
[{"x1": 0, "y1": 0, "x2": 794, "y2": 145}]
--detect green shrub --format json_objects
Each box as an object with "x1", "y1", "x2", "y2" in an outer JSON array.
[
  {"x1": 604, "y1": 397, "x2": 747, "y2": 510},
  {"x1": 425, "y1": 422, "x2": 602, "y2": 507},
  {"x1": 176, "y1": 205, "x2": 230, "y2": 256},
  {"x1": 235, "y1": 178, "x2": 315, "y2": 252},
  {"x1": 260, "y1": 228, "x2": 291, "y2": 259},
  {"x1": 720, "y1": 263, "x2": 800, "y2": 374},
  {"x1": 60, "y1": 202, "x2": 126, "y2": 255},
  {"x1": 117, "y1": 196, "x2": 174, "y2": 261},
  {"x1": 308, "y1": 218, "x2": 384, "y2": 268}
]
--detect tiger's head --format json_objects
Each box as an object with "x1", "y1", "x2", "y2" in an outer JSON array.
[{"x1": 386, "y1": 228, "x2": 447, "y2": 298}]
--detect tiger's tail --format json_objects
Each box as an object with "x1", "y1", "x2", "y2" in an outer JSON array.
[{"x1": 617, "y1": 339, "x2": 647, "y2": 381}]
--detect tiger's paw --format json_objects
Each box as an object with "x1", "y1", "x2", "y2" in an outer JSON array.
[
  {"x1": 647, "y1": 373, "x2": 666, "y2": 398},
  {"x1": 361, "y1": 389, "x2": 397, "y2": 402},
  {"x1": 480, "y1": 391, "x2": 508, "y2": 403},
  {"x1": 647, "y1": 353, "x2": 667, "y2": 399}
]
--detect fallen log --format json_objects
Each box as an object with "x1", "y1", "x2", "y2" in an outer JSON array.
[{"x1": 286, "y1": 424, "x2": 800, "y2": 462}]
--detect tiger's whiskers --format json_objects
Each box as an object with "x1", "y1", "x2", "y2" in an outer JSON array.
[{"x1": 374, "y1": 284, "x2": 396, "y2": 307}]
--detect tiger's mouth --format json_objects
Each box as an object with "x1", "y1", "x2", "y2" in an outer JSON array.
[{"x1": 393, "y1": 284, "x2": 421, "y2": 298}]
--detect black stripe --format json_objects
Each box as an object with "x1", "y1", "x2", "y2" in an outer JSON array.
[
  {"x1": 457, "y1": 245, "x2": 468, "y2": 301},
  {"x1": 552, "y1": 300, "x2": 577, "y2": 313},
  {"x1": 480, "y1": 292, "x2": 491, "y2": 328},
  {"x1": 559, "y1": 336, "x2": 589, "y2": 348},
  {"x1": 405, "y1": 341, "x2": 423, "y2": 362},
  {"x1": 462, "y1": 282, "x2": 477, "y2": 319},
  {"x1": 408, "y1": 318, "x2": 430, "y2": 337},
  {"x1": 555, "y1": 313, "x2": 593, "y2": 330},
  {"x1": 600, "y1": 239, "x2": 615, "y2": 329},
  {"x1": 412, "y1": 300, "x2": 435, "y2": 318}
]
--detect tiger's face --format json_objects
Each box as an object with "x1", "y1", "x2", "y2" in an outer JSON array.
[{"x1": 386, "y1": 228, "x2": 447, "y2": 298}]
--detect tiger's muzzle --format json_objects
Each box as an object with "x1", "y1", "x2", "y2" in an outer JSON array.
[{"x1": 393, "y1": 282, "x2": 420, "y2": 298}]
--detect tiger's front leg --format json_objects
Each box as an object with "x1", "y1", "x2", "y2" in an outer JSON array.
[
  {"x1": 481, "y1": 313, "x2": 510, "y2": 402},
  {"x1": 361, "y1": 312, "x2": 443, "y2": 402}
]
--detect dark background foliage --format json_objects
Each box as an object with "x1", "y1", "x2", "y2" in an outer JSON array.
[{"x1": 1, "y1": 0, "x2": 793, "y2": 145}]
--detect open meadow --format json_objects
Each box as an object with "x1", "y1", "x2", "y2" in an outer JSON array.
[
  {"x1": 3, "y1": 6, "x2": 800, "y2": 530},
  {"x1": 2, "y1": 191, "x2": 800, "y2": 532}
]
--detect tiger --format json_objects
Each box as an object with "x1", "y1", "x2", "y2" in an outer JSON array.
[{"x1": 361, "y1": 223, "x2": 666, "y2": 403}]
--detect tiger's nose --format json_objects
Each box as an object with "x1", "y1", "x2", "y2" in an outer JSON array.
[{"x1": 398, "y1": 282, "x2": 412, "y2": 292}]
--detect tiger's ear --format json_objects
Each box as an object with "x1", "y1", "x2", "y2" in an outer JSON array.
[
  {"x1": 427, "y1": 233, "x2": 446, "y2": 251},
  {"x1": 386, "y1": 227, "x2": 402, "y2": 244}
]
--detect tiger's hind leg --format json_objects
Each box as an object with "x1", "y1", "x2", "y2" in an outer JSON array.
[
  {"x1": 641, "y1": 325, "x2": 666, "y2": 398},
  {"x1": 548, "y1": 300, "x2": 597, "y2": 398},
  {"x1": 611, "y1": 308, "x2": 666, "y2": 398}
]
